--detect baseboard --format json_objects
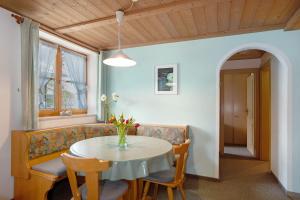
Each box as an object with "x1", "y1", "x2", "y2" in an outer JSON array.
[
  {"x1": 287, "y1": 191, "x2": 300, "y2": 200},
  {"x1": 186, "y1": 173, "x2": 220, "y2": 182},
  {"x1": 270, "y1": 172, "x2": 300, "y2": 200},
  {"x1": 224, "y1": 144, "x2": 247, "y2": 147},
  {"x1": 221, "y1": 153, "x2": 256, "y2": 160},
  {"x1": 270, "y1": 171, "x2": 288, "y2": 194}
]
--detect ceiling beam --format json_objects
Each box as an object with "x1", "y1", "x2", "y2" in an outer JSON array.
[
  {"x1": 0, "y1": 5, "x2": 99, "y2": 52},
  {"x1": 285, "y1": 6, "x2": 300, "y2": 31},
  {"x1": 40, "y1": 25, "x2": 99, "y2": 52},
  {"x1": 55, "y1": 0, "x2": 220, "y2": 34}
]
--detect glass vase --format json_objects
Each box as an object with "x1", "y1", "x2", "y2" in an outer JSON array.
[{"x1": 117, "y1": 127, "x2": 128, "y2": 149}]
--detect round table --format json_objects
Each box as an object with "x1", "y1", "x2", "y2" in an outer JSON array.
[{"x1": 70, "y1": 135, "x2": 174, "y2": 181}]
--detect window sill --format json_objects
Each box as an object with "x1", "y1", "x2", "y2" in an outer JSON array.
[
  {"x1": 39, "y1": 114, "x2": 96, "y2": 121},
  {"x1": 38, "y1": 114, "x2": 97, "y2": 129}
]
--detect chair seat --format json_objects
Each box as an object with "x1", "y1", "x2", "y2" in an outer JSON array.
[
  {"x1": 31, "y1": 157, "x2": 66, "y2": 177},
  {"x1": 79, "y1": 180, "x2": 128, "y2": 200},
  {"x1": 144, "y1": 167, "x2": 176, "y2": 183}
]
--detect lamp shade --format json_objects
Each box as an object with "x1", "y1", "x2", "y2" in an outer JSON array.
[{"x1": 103, "y1": 50, "x2": 136, "y2": 67}]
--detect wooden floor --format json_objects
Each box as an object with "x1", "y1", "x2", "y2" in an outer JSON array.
[{"x1": 49, "y1": 158, "x2": 289, "y2": 200}]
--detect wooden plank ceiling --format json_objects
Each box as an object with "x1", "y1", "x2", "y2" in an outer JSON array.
[{"x1": 1, "y1": 0, "x2": 300, "y2": 51}]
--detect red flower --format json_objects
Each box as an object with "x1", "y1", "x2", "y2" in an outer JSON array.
[
  {"x1": 125, "y1": 119, "x2": 129, "y2": 124},
  {"x1": 134, "y1": 123, "x2": 140, "y2": 128}
]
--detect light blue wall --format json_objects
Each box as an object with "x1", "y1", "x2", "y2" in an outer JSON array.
[{"x1": 104, "y1": 30, "x2": 300, "y2": 193}]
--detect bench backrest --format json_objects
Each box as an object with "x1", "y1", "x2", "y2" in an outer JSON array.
[
  {"x1": 29, "y1": 124, "x2": 117, "y2": 160},
  {"x1": 137, "y1": 124, "x2": 188, "y2": 145},
  {"x1": 29, "y1": 126, "x2": 85, "y2": 160}
]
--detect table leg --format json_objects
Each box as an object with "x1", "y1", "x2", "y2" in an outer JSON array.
[
  {"x1": 138, "y1": 179, "x2": 144, "y2": 199},
  {"x1": 128, "y1": 180, "x2": 138, "y2": 200},
  {"x1": 128, "y1": 179, "x2": 154, "y2": 200}
]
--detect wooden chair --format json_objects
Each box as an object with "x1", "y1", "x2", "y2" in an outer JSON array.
[
  {"x1": 141, "y1": 139, "x2": 191, "y2": 200},
  {"x1": 61, "y1": 153, "x2": 128, "y2": 200}
]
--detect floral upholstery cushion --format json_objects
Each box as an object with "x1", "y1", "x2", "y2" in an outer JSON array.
[
  {"x1": 29, "y1": 127, "x2": 85, "y2": 159},
  {"x1": 137, "y1": 126, "x2": 186, "y2": 145},
  {"x1": 84, "y1": 125, "x2": 117, "y2": 139},
  {"x1": 27, "y1": 124, "x2": 187, "y2": 160}
]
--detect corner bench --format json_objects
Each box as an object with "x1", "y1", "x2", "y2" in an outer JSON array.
[{"x1": 12, "y1": 123, "x2": 188, "y2": 200}]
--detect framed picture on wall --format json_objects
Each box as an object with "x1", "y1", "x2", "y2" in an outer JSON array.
[{"x1": 155, "y1": 64, "x2": 178, "y2": 95}]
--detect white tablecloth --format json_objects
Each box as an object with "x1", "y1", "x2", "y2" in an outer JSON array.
[{"x1": 70, "y1": 136, "x2": 174, "y2": 180}]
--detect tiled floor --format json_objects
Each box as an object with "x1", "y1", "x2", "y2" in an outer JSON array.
[
  {"x1": 50, "y1": 158, "x2": 289, "y2": 200},
  {"x1": 224, "y1": 146, "x2": 254, "y2": 157}
]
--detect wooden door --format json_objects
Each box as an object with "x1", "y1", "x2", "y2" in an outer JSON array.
[
  {"x1": 260, "y1": 61, "x2": 271, "y2": 161},
  {"x1": 223, "y1": 73, "x2": 234, "y2": 144},
  {"x1": 222, "y1": 71, "x2": 248, "y2": 146},
  {"x1": 232, "y1": 73, "x2": 248, "y2": 145}
]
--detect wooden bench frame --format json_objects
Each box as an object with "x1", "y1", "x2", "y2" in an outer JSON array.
[
  {"x1": 11, "y1": 123, "x2": 189, "y2": 200},
  {"x1": 12, "y1": 130, "x2": 68, "y2": 200}
]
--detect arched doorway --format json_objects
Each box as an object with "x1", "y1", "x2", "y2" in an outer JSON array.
[{"x1": 215, "y1": 43, "x2": 292, "y2": 186}]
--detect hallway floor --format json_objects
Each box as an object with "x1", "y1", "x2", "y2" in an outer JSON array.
[{"x1": 156, "y1": 157, "x2": 289, "y2": 200}]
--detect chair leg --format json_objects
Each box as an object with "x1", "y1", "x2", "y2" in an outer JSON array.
[
  {"x1": 167, "y1": 187, "x2": 174, "y2": 200},
  {"x1": 178, "y1": 184, "x2": 186, "y2": 200},
  {"x1": 132, "y1": 180, "x2": 137, "y2": 200},
  {"x1": 153, "y1": 183, "x2": 159, "y2": 200},
  {"x1": 142, "y1": 182, "x2": 150, "y2": 200}
]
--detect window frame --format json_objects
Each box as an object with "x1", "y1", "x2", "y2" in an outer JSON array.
[{"x1": 39, "y1": 39, "x2": 88, "y2": 117}]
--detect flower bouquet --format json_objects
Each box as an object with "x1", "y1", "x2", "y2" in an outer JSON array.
[{"x1": 109, "y1": 114, "x2": 140, "y2": 149}]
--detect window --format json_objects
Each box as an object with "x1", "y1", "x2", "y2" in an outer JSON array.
[{"x1": 38, "y1": 40, "x2": 87, "y2": 116}]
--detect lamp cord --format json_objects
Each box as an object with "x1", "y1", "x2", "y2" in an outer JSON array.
[
  {"x1": 118, "y1": 21, "x2": 121, "y2": 50},
  {"x1": 124, "y1": 1, "x2": 134, "y2": 12}
]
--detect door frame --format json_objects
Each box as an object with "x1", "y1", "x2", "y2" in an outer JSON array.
[
  {"x1": 220, "y1": 68, "x2": 260, "y2": 159},
  {"x1": 260, "y1": 60, "x2": 271, "y2": 161}
]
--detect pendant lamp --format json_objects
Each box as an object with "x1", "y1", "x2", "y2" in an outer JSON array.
[{"x1": 103, "y1": 10, "x2": 136, "y2": 67}]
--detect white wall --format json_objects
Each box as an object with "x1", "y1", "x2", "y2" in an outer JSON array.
[
  {"x1": 269, "y1": 55, "x2": 289, "y2": 188},
  {"x1": 222, "y1": 58, "x2": 261, "y2": 70},
  {"x1": 0, "y1": 7, "x2": 22, "y2": 200}
]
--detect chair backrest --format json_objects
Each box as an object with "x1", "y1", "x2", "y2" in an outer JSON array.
[
  {"x1": 61, "y1": 153, "x2": 111, "y2": 200},
  {"x1": 173, "y1": 139, "x2": 191, "y2": 183}
]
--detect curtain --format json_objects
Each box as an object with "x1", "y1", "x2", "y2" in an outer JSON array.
[
  {"x1": 38, "y1": 41, "x2": 57, "y2": 109},
  {"x1": 62, "y1": 49, "x2": 87, "y2": 109},
  {"x1": 96, "y1": 51, "x2": 104, "y2": 121},
  {"x1": 21, "y1": 18, "x2": 39, "y2": 130}
]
